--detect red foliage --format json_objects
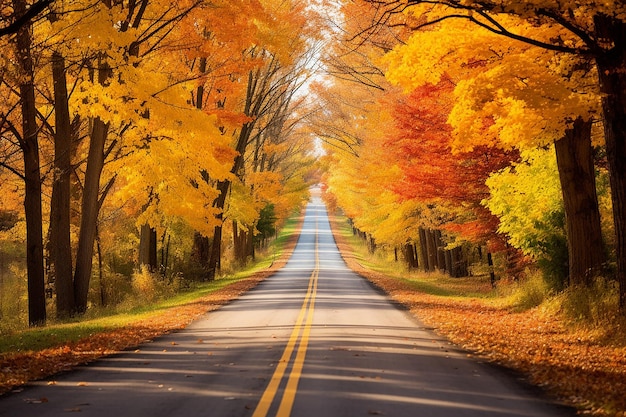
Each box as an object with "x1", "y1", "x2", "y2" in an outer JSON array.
[{"x1": 386, "y1": 79, "x2": 518, "y2": 245}]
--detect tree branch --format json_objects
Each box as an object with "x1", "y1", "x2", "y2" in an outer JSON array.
[
  {"x1": 0, "y1": 0, "x2": 54, "y2": 37},
  {"x1": 368, "y1": 0, "x2": 594, "y2": 56}
]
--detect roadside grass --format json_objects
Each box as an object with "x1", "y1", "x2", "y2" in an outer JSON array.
[
  {"x1": 0, "y1": 276, "x2": 244, "y2": 355},
  {"x1": 339, "y1": 221, "x2": 496, "y2": 300},
  {"x1": 338, "y1": 215, "x2": 625, "y2": 334},
  {"x1": 0, "y1": 211, "x2": 304, "y2": 394},
  {"x1": 330, "y1": 213, "x2": 626, "y2": 416},
  {"x1": 0, "y1": 213, "x2": 303, "y2": 357}
]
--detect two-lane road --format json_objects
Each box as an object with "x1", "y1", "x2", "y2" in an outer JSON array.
[{"x1": 0, "y1": 194, "x2": 574, "y2": 417}]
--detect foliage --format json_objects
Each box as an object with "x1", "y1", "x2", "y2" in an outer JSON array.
[
  {"x1": 0, "y1": 0, "x2": 318, "y2": 320},
  {"x1": 484, "y1": 147, "x2": 569, "y2": 288}
]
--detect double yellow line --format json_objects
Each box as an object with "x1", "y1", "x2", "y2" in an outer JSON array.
[{"x1": 252, "y1": 217, "x2": 320, "y2": 417}]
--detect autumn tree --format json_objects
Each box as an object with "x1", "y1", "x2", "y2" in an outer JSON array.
[
  {"x1": 485, "y1": 147, "x2": 569, "y2": 289},
  {"x1": 207, "y1": 50, "x2": 303, "y2": 276},
  {"x1": 313, "y1": 2, "x2": 434, "y2": 268},
  {"x1": 0, "y1": 0, "x2": 52, "y2": 37},
  {"x1": 362, "y1": 0, "x2": 626, "y2": 306},
  {"x1": 199, "y1": 4, "x2": 316, "y2": 278},
  {"x1": 387, "y1": 79, "x2": 517, "y2": 250},
  {"x1": 15, "y1": 0, "x2": 228, "y2": 315},
  {"x1": 0, "y1": 0, "x2": 318, "y2": 323},
  {"x1": 373, "y1": 6, "x2": 606, "y2": 291},
  {"x1": 0, "y1": 0, "x2": 47, "y2": 325}
]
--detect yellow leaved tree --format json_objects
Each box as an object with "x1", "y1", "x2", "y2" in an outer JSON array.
[{"x1": 381, "y1": 9, "x2": 605, "y2": 288}]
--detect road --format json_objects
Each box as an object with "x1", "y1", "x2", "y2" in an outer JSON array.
[{"x1": 0, "y1": 194, "x2": 574, "y2": 417}]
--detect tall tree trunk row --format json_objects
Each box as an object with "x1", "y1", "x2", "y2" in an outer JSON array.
[
  {"x1": 73, "y1": 115, "x2": 109, "y2": 314},
  {"x1": 13, "y1": 0, "x2": 46, "y2": 326},
  {"x1": 594, "y1": 14, "x2": 626, "y2": 308},
  {"x1": 49, "y1": 51, "x2": 75, "y2": 318}
]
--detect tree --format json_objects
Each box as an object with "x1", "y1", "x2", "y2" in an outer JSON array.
[
  {"x1": 387, "y1": 79, "x2": 517, "y2": 250},
  {"x1": 377, "y1": 8, "x2": 606, "y2": 287},
  {"x1": 48, "y1": 50, "x2": 75, "y2": 318},
  {"x1": 363, "y1": 0, "x2": 626, "y2": 306},
  {"x1": 40, "y1": 0, "x2": 219, "y2": 313},
  {"x1": 9, "y1": 0, "x2": 46, "y2": 326},
  {"x1": 207, "y1": 50, "x2": 294, "y2": 277}
]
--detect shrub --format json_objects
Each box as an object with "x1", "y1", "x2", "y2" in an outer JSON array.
[
  {"x1": 131, "y1": 267, "x2": 161, "y2": 302},
  {"x1": 99, "y1": 272, "x2": 133, "y2": 307},
  {"x1": 557, "y1": 278, "x2": 620, "y2": 327},
  {"x1": 505, "y1": 271, "x2": 549, "y2": 311}
]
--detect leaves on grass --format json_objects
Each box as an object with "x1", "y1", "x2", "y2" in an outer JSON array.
[
  {"x1": 0, "y1": 216, "x2": 303, "y2": 397},
  {"x1": 330, "y1": 214, "x2": 626, "y2": 417}
]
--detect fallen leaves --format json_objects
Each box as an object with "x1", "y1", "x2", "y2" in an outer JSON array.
[
  {"x1": 0, "y1": 214, "x2": 303, "y2": 396},
  {"x1": 23, "y1": 397, "x2": 48, "y2": 404},
  {"x1": 329, "y1": 214, "x2": 626, "y2": 417}
]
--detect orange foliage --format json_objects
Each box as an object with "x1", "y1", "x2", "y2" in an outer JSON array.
[{"x1": 386, "y1": 79, "x2": 518, "y2": 245}]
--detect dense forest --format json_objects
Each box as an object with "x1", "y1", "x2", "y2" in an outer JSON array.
[
  {"x1": 2, "y1": 0, "x2": 626, "y2": 331},
  {"x1": 316, "y1": 0, "x2": 626, "y2": 318},
  {"x1": 0, "y1": 0, "x2": 321, "y2": 327}
]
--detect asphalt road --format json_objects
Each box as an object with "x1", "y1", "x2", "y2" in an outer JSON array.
[{"x1": 0, "y1": 194, "x2": 574, "y2": 417}]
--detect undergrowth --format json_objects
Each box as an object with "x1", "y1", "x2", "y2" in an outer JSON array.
[
  {"x1": 338, "y1": 216, "x2": 626, "y2": 344},
  {"x1": 0, "y1": 213, "x2": 301, "y2": 341}
]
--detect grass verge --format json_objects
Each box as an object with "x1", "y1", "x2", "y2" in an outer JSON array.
[
  {"x1": 329, "y1": 212, "x2": 626, "y2": 417},
  {"x1": 0, "y1": 211, "x2": 304, "y2": 395}
]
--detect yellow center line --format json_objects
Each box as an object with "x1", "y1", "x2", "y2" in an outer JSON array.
[{"x1": 252, "y1": 215, "x2": 320, "y2": 417}]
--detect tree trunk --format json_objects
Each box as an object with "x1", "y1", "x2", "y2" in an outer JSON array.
[
  {"x1": 191, "y1": 232, "x2": 210, "y2": 268},
  {"x1": 451, "y1": 246, "x2": 468, "y2": 277},
  {"x1": 190, "y1": 57, "x2": 211, "y2": 268},
  {"x1": 14, "y1": 0, "x2": 46, "y2": 326},
  {"x1": 435, "y1": 230, "x2": 446, "y2": 270},
  {"x1": 49, "y1": 51, "x2": 75, "y2": 318},
  {"x1": 208, "y1": 221, "x2": 223, "y2": 279},
  {"x1": 162, "y1": 233, "x2": 171, "y2": 275},
  {"x1": 412, "y1": 244, "x2": 419, "y2": 269},
  {"x1": 248, "y1": 227, "x2": 255, "y2": 261},
  {"x1": 96, "y1": 225, "x2": 105, "y2": 306},
  {"x1": 405, "y1": 242, "x2": 416, "y2": 270},
  {"x1": 139, "y1": 224, "x2": 157, "y2": 271},
  {"x1": 426, "y1": 229, "x2": 437, "y2": 271},
  {"x1": 207, "y1": 179, "x2": 230, "y2": 280},
  {"x1": 594, "y1": 14, "x2": 626, "y2": 308},
  {"x1": 367, "y1": 234, "x2": 376, "y2": 254},
  {"x1": 73, "y1": 116, "x2": 109, "y2": 314},
  {"x1": 487, "y1": 252, "x2": 496, "y2": 287},
  {"x1": 554, "y1": 117, "x2": 604, "y2": 286},
  {"x1": 419, "y1": 228, "x2": 430, "y2": 271},
  {"x1": 233, "y1": 220, "x2": 247, "y2": 265},
  {"x1": 425, "y1": 229, "x2": 439, "y2": 270},
  {"x1": 444, "y1": 249, "x2": 452, "y2": 276}
]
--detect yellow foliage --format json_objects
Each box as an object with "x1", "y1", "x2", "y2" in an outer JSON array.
[
  {"x1": 382, "y1": 12, "x2": 600, "y2": 153},
  {"x1": 483, "y1": 147, "x2": 563, "y2": 258}
]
